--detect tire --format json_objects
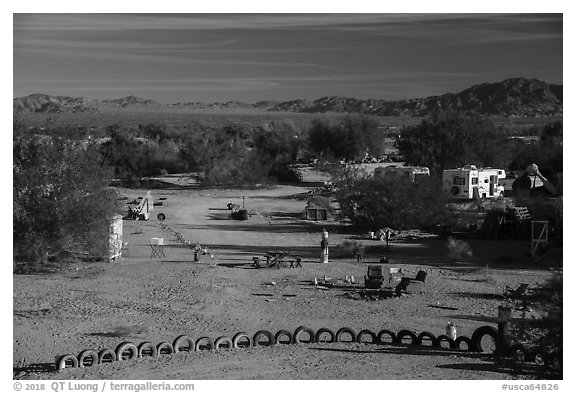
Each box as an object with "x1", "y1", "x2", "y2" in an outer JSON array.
[
  {"x1": 232, "y1": 332, "x2": 253, "y2": 348},
  {"x1": 416, "y1": 332, "x2": 438, "y2": 347},
  {"x1": 173, "y1": 335, "x2": 195, "y2": 353},
  {"x1": 436, "y1": 334, "x2": 456, "y2": 349},
  {"x1": 214, "y1": 336, "x2": 233, "y2": 350},
  {"x1": 98, "y1": 348, "x2": 116, "y2": 364},
  {"x1": 454, "y1": 336, "x2": 473, "y2": 351},
  {"x1": 293, "y1": 326, "x2": 316, "y2": 344},
  {"x1": 253, "y1": 330, "x2": 275, "y2": 347},
  {"x1": 274, "y1": 330, "x2": 294, "y2": 345},
  {"x1": 115, "y1": 342, "x2": 138, "y2": 361},
  {"x1": 138, "y1": 342, "x2": 158, "y2": 358},
  {"x1": 357, "y1": 329, "x2": 377, "y2": 344},
  {"x1": 77, "y1": 350, "x2": 98, "y2": 367},
  {"x1": 471, "y1": 326, "x2": 498, "y2": 353},
  {"x1": 315, "y1": 327, "x2": 336, "y2": 343},
  {"x1": 377, "y1": 329, "x2": 397, "y2": 345},
  {"x1": 195, "y1": 337, "x2": 213, "y2": 351},
  {"x1": 335, "y1": 327, "x2": 357, "y2": 343},
  {"x1": 157, "y1": 213, "x2": 166, "y2": 221},
  {"x1": 396, "y1": 330, "x2": 417, "y2": 345},
  {"x1": 57, "y1": 354, "x2": 79, "y2": 370},
  {"x1": 156, "y1": 342, "x2": 175, "y2": 355}
]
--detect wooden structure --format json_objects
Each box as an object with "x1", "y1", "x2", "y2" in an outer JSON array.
[
  {"x1": 305, "y1": 207, "x2": 328, "y2": 221},
  {"x1": 481, "y1": 206, "x2": 532, "y2": 240}
]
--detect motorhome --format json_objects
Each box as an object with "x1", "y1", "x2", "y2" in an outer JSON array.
[
  {"x1": 374, "y1": 165, "x2": 430, "y2": 182},
  {"x1": 442, "y1": 165, "x2": 506, "y2": 200}
]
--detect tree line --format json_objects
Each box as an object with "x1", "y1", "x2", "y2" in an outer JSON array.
[{"x1": 13, "y1": 111, "x2": 562, "y2": 270}]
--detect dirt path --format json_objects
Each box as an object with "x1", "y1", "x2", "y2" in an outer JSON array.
[{"x1": 13, "y1": 185, "x2": 558, "y2": 380}]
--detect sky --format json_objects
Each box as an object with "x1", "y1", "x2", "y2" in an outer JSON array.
[{"x1": 13, "y1": 13, "x2": 563, "y2": 104}]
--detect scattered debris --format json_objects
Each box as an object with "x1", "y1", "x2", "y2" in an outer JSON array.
[{"x1": 427, "y1": 304, "x2": 459, "y2": 311}]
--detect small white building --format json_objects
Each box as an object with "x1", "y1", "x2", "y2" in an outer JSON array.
[{"x1": 442, "y1": 165, "x2": 506, "y2": 200}]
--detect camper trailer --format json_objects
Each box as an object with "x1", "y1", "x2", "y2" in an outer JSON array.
[
  {"x1": 442, "y1": 165, "x2": 506, "y2": 200},
  {"x1": 374, "y1": 165, "x2": 430, "y2": 182}
]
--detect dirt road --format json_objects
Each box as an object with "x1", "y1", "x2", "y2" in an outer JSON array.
[{"x1": 13, "y1": 184, "x2": 558, "y2": 380}]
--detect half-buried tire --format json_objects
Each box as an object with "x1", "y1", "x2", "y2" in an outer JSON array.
[
  {"x1": 57, "y1": 354, "x2": 79, "y2": 370},
  {"x1": 253, "y1": 330, "x2": 275, "y2": 347},
  {"x1": 138, "y1": 342, "x2": 158, "y2": 358},
  {"x1": 357, "y1": 329, "x2": 377, "y2": 344},
  {"x1": 416, "y1": 332, "x2": 438, "y2": 347},
  {"x1": 195, "y1": 337, "x2": 213, "y2": 351},
  {"x1": 315, "y1": 327, "x2": 336, "y2": 343},
  {"x1": 454, "y1": 336, "x2": 473, "y2": 351},
  {"x1": 293, "y1": 326, "x2": 316, "y2": 344},
  {"x1": 115, "y1": 342, "x2": 138, "y2": 361},
  {"x1": 156, "y1": 342, "x2": 175, "y2": 355},
  {"x1": 173, "y1": 335, "x2": 195, "y2": 353},
  {"x1": 396, "y1": 330, "x2": 417, "y2": 345},
  {"x1": 274, "y1": 330, "x2": 294, "y2": 345},
  {"x1": 335, "y1": 327, "x2": 357, "y2": 343},
  {"x1": 376, "y1": 329, "x2": 397, "y2": 345},
  {"x1": 436, "y1": 334, "x2": 456, "y2": 349},
  {"x1": 214, "y1": 336, "x2": 233, "y2": 350},
  {"x1": 78, "y1": 350, "x2": 98, "y2": 368},
  {"x1": 232, "y1": 332, "x2": 253, "y2": 348},
  {"x1": 97, "y1": 348, "x2": 116, "y2": 364}
]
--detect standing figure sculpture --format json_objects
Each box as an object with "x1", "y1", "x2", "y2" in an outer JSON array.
[{"x1": 321, "y1": 228, "x2": 329, "y2": 263}]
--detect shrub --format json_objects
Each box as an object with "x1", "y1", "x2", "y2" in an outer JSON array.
[
  {"x1": 336, "y1": 175, "x2": 447, "y2": 230},
  {"x1": 13, "y1": 133, "x2": 120, "y2": 272},
  {"x1": 508, "y1": 270, "x2": 562, "y2": 377},
  {"x1": 446, "y1": 237, "x2": 473, "y2": 261}
]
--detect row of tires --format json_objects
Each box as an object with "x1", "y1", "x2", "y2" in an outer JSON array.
[{"x1": 56, "y1": 325, "x2": 499, "y2": 371}]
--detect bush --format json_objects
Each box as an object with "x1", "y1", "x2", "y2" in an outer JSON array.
[
  {"x1": 509, "y1": 270, "x2": 562, "y2": 377},
  {"x1": 336, "y1": 175, "x2": 447, "y2": 230},
  {"x1": 398, "y1": 111, "x2": 512, "y2": 173},
  {"x1": 13, "y1": 133, "x2": 120, "y2": 272},
  {"x1": 307, "y1": 115, "x2": 384, "y2": 161},
  {"x1": 446, "y1": 237, "x2": 473, "y2": 261}
]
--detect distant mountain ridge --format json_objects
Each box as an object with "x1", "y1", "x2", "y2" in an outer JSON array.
[{"x1": 14, "y1": 77, "x2": 562, "y2": 117}]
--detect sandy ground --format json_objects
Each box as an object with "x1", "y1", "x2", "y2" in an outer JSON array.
[{"x1": 13, "y1": 182, "x2": 561, "y2": 381}]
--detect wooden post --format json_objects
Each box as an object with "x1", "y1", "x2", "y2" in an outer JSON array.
[
  {"x1": 531, "y1": 220, "x2": 549, "y2": 257},
  {"x1": 496, "y1": 306, "x2": 512, "y2": 359}
]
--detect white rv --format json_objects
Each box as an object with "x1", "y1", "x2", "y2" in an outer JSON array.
[
  {"x1": 374, "y1": 165, "x2": 430, "y2": 182},
  {"x1": 442, "y1": 165, "x2": 506, "y2": 200}
]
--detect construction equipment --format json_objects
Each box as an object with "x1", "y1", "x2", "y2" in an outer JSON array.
[{"x1": 442, "y1": 165, "x2": 506, "y2": 200}]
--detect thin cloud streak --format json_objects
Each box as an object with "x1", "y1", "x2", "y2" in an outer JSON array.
[
  {"x1": 15, "y1": 47, "x2": 336, "y2": 69},
  {"x1": 14, "y1": 13, "x2": 490, "y2": 32}
]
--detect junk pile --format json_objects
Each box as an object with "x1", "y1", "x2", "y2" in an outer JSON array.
[
  {"x1": 125, "y1": 191, "x2": 154, "y2": 221},
  {"x1": 228, "y1": 202, "x2": 249, "y2": 221}
]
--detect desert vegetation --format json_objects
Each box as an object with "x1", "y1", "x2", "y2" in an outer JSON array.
[
  {"x1": 13, "y1": 106, "x2": 563, "y2": 379},
  {"x1": 13, "y1": 110, "x2": 563, "y2": 269}
]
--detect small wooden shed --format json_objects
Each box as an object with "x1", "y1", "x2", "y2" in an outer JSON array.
[{"x1": 305, "y1": 207, "x2": 328, "y2": 221}]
